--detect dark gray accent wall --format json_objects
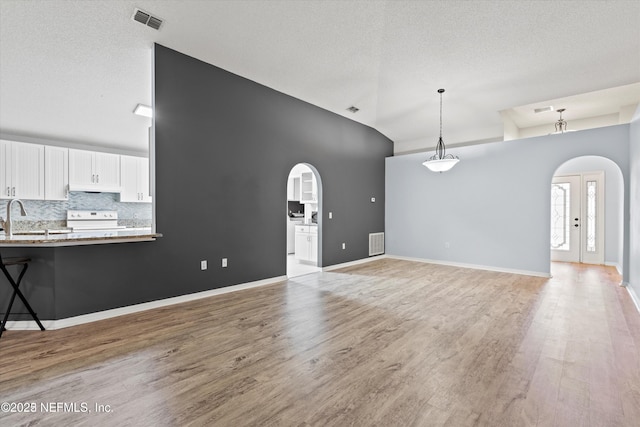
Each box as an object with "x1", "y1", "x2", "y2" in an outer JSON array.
[
  {"x1": 0, "y1": 44, "x2": 392, "y2": 321},
  {"x1": 154, "y1": 44, "x2": 391, "y2": 271}
]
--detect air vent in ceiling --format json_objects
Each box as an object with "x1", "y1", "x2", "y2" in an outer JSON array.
[
  {"x1": 534, "y1": 106, "x2": 554, "y2": 114},
  {"x1": 132, "y1": 8, "x2": 163, "y2": 30}
]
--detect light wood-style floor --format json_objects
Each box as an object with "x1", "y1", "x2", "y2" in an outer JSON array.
[{"x1": 1, "y1": 259, "x2": 639, "y2": 426}]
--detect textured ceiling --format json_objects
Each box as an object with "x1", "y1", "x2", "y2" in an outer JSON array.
[{"x1": 1, "y1": 0, "x2": 638, "y2": 154}]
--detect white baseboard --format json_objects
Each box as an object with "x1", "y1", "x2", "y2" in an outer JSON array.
[
  {"x1": 385, "y1": 254, "x2": 551, "y2": 278},
  {"x1": 625, "y1": 283, "x2": 640, "y2": 314},
  {"x1": 322, "y1": 255, "x2": 386, "y2": 271},
  {"x1": 3, "y1": 275, "x2": 288, "y2": 331},
  {"x1": 605, "y1": 262, "x2": 623, "y2": 275}
]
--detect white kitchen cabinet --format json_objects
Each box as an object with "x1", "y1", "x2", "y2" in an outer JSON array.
[
  {"x1": 44, "y1": 146, "x2": 69, "y2": 200},
  {"x1": 120, "y1": 155, "x2": 152, "y2": 203},
  {"x1": 0, "y1": 140, "x2": 45, "y2": 200},
  {"x1": 287, "y1": 175, "x2": 300, "y2": 201},
  {"x1": 299, "y1": 171, "x2": 317, "y2": 203},
  {"x1": 69, "y1": 149, "x2": 121, "y2": 192},
  {"x1": 294, "y1": 225, "x2": 318, "y2": 263}
]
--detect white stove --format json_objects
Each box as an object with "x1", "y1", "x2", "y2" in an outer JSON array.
[{"x1": 66, "y1": 210, "x2": 127, "y2": 232}]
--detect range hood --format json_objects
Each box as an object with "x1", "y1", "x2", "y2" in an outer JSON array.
[{"x1": 68, "y1": 185, "x2": 122, "y2": 193}]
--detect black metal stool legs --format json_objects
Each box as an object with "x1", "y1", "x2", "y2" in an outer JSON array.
[{"x1": 0, "y1": 262, "x2": 45, "y2": 339}]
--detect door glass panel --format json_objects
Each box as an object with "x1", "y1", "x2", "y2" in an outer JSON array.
[
  {"x1": 586, "y1": 180, "x2": 596, "y2": 253},
  {"x1": 550, "y1": 183, "x2": 570, "y2": 250}
]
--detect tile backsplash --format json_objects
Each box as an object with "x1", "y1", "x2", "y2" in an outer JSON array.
[{"x1": 0, "y1": 192, "x2": 151, "y2": 230}]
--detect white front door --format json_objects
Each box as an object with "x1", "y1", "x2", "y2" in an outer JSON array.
[
  {"x1": 551, "y1": 175, "x2": 581, "y2": 262},
  {"x1": 550, "y1": 172, "x2": 604, "y2": 264}
]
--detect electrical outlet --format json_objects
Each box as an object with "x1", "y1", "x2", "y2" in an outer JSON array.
[
  {"x1": 200, "y1": 260, "x2": 207, "y2": 270},
  {"x1": 342, "y1": 243, "x2": 346, "y2": 250},
  {"x1": 222, "y1": 258, "x2": 228, "y2": 268},
  {"x1": 444, "y1": 242, "x2": 450, "y2": 249}
]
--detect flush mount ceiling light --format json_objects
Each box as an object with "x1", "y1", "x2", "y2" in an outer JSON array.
[
  {"x1": 133, "y1": 104, "x2": 153, "y2": 118},
  {"x1": 422, "y1": 89, "x2": 459, "y2": 173}
]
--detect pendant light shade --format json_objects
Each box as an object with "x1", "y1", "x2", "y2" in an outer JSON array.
[
  {"x1": 423, "y1": 89, "x2": 459, "y2": 172},
  {"x1": 422, "y1": 157, "x2": 460, "y2": 172}
]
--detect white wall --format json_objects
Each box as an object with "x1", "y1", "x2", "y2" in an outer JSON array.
[
  {"x1": 554, "y1": 156, "x2": 624, "y2": 271},
  {"x1": 386, "y1": 125, "x2": 631, "y2": 278},
  {"x1": 518, "y1": 113, "x2": 620, "y2": 140}
]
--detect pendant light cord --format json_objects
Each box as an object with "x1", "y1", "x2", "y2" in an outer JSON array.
[{"x1": 439, "y1": 90, "x2": 443, "y2": 139}]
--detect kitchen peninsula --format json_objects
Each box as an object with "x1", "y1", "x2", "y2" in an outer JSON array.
[
  {"x1": 0, "y1": 228, "x2": 164, "y2": 327},
  {"x1": 0, "y1": 229, "x2": 161, "y2": 247}
]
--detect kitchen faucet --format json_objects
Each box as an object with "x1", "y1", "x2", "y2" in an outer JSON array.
[{"x1": 0, "y1": 199, "x2": 28, "y2": 237}]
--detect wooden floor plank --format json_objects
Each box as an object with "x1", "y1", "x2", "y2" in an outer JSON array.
[{"x1": 1, "y1": 260, "x2": 638, "y2": 426}]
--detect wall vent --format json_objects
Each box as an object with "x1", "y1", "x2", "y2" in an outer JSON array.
[
  {"x1": 369, "y1": 232, "x2": 385, "y2": 256},
  {"x1": 132, "y1": 8, "x2": 163, "y2": 30}
]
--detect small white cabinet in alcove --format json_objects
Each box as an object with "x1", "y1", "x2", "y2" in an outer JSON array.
[
  {"x1": 294, "y1": 225, "x2": 318, "y2": 263},
  {"x1": 300, "y1": 171, "x2": 317, "y2": 203}
]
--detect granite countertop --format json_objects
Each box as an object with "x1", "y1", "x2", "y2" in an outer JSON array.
[{"x1": 0, "y1": 229, "x2": 162, "y2": 247}]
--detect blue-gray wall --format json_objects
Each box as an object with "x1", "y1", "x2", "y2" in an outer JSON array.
[
  {"x1": 1, "y1": 44, "x2": 392, "y2": 321},
  {"x1": 386, "y1": 125, "x2": 631, "y2": 279},
  {"x1": 629, "y1": 111, "x2": 640, "y2": 300}
]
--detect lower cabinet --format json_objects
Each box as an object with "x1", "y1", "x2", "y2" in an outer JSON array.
[{"x1": 294, "y1": 225, "x2": 318, "y2": 263}]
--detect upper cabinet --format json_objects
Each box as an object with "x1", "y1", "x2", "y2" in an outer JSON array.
[
  {"x1": 44, "y1": 145, "x2": 69, "y2": 201},
  {"x1": 287, "y1": 175, "x2": 300, "y2": 201},
  {"x1": 69, "y1": 149, "x2": 120, "y2": 192},
  {"x1": 300, "y1": 171, "x2": 317, "y2": 203},
  {"x1": 0, "y1": 140, "x2": 45, "y2": 200},
  {"x1": 119, "y1": 155, "x2": 151, "y2": 203}
]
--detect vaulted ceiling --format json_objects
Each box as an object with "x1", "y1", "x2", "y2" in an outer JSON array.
[{"x1": 1, "y1": 0, "x2": 638, "y2": 154}]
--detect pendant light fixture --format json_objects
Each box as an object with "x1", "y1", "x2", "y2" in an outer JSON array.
[
  {"x1": 554, "y1": 108, "x2": 568, "y2": 133},
  {"x1": 422, "y1": 89, "x2": 459, "y2": 172},
  {"x1": 550, "y1": 108, "x2": 577, "y2": 134}
]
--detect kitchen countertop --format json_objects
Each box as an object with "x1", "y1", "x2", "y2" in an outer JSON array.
[{"x1": 0, "y1": 229, "x2": 162, "y2": 247}]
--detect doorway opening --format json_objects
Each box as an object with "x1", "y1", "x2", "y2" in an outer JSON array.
[
  {"x1": 550, "y1": 156, "x2": 624, "y2": 271},
  {"x1": 286, "y1": 163, "x2": 322, "y2": 278}
]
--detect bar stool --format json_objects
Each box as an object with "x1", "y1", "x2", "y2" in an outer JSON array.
[{"x1": 0, "y1": 251, "x2": 45, "y2": 339}]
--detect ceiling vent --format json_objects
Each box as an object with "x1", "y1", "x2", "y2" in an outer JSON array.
[
  {"x1": 346, "y1": 106, "x2": 360, "y2": 113},
  {"x1": 534, "y1": 106, "x2": 554, "y2": 114},
  {"x1": 132, "y1": 8, "x2": 163, "y2": 30}
]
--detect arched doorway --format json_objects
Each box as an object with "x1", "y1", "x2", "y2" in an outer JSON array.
[
  {"x1": 286, "y1": 163, "x2": 322, "y2": 278},
  {"x1": 550, "y1": 156, "x2": 624, "y2": 272}
]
